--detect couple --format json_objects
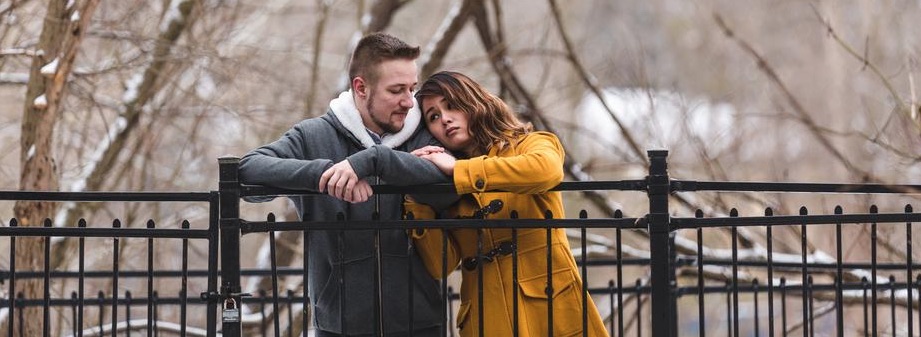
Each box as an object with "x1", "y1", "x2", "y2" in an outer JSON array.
[{"x1": 239, "y1": 33, "x2": 606, "y2": 337}]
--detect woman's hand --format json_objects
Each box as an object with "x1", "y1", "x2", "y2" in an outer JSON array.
[
  {"x1": 411, "y1": 145, "x2": 446, "y2": 157},
  {"x1": 419, "y1": 151, "x2": 456, "y2": 176}
]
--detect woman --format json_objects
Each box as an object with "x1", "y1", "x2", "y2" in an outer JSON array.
[{"x1": 406, "y1": 71, "x2": 608, "y2": 337}]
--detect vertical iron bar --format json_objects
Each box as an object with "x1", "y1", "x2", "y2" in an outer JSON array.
[
  {"x1": 616, "y1": 222, "x2": 624, "y2": 337},
  {"x1": 862, "y1": 278, "x2": 869, "y2": 337},
  {"x1": 7, "y1": 219, "x2": 14, "y2": 337},
  {"x1": 441, "y1": 215, "x2": 449, "y2": 337},
  {"x1": 336, "y1": 213, "x2": 346, "y2": 336},
  {"x1": 268, "y1": 214, "x2": 281, "y2": 337},
  {"x1": 206, "y1": 191, "x2": 220, "y2": 337},
  {"x1": 218, "y1": 157, "x2": 243, "y2": 336},
  {"x1": 126, "y1": 291, "x2": 132, "y2": 337},
  {"x1": 405, "y1": 211, "x2": 414, "y2": 337},
  {"x1": 152, "y1": 291, "x2": 159, "y2": 334},
  {"x1": 730, "y1": 209, "x2": 739, "y2": 337},
  {"x1": 766, "y1": 208, "x2": 774, "y2": 337},
  {"x1": 725, "y1": 282, "x2": 731, "y2": 337},
  {"x1": 303, "y1": 228, "x2": 310, "y2": 336},
  {"x1": 906, "y1": 204, "x2": 914, "y2": 337},
  {"x1": 287, "y1": 289, "x2": 294, "y2": 337},
  {"x1": 889, "y1": 275, "x2": 896, "y2": 337},
  {"x1": 181, "y1": 220, "x2": 189, "y2": 337},
  {"x1": 97, "y1": 291, "x2": 104, "y2": 335},
  {"x1": 71, "y1": 292, "x2": 78, "y2": 337},
  {"x1": 448, "y1": 286, "x2": 455, "y2": 337},
  {"x1": 511, "y1": 211, "x2": 519, "y2": 337},
  {"x1": 581, "y1": 210, "x2": 588, "y2": 337},
  {"x1": 546, "y1": 210, "x2": 554, "y2": 337},
  {"x1": 647, "y1": 150, "x2": 674, "y2": 337},
  {"x1": 799, "y1": 207, "x2": 808, "y2": 337},
  {"x1": 696, "y1": 210, "x2": 704, "y2": 337},
  {"x1": 78, "y1": 219, "x2": 85, "y2": 337},
  {"x1": 476, "y1": 223, "x2": 484, "y2": 337},
  {"x1": 781, "y1": 278, "x2": 787, "y2": 337},
  {"x1": 637, "y1": 279, "x2": 643, "y2": 337},
  {"x1": 834, "y1": 206, "x2": 843, "y2": 337},
  {"x1": 147, "y1": 219, "x2": 155, "y2": 337},
  {"x1": 15, "y1": 293, "x2": 23, "y2": 337},
  {"x1": 753, "y1": 279, "x2": 760, "y2": 337},
  {"x1": 43, "y1": 219, "x2": 51, "y2": 337},
  {"x1": 608, "y1": 280, "x2": 615, "y2": 336},
  {"x1": 870, "y1": 205, "x2": 878, "y2": 337},
  {"x1": 112, "y1": 219, "x2": 122, "y2": 337},
  {"x1": 807, "y1": 276, "x2": 814, "y2": 337}
]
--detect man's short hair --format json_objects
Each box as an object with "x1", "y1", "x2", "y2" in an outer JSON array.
[{"x1": 348, "y1": 32, "x2": 421, "y2": 86}]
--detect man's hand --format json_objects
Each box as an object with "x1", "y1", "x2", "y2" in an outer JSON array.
[
  {"x1": 319, "y1": 160, "x2": 373, "y2": 203},
  {"x1": 419, "y1": 151, "x2": 456, "y2": 176}
]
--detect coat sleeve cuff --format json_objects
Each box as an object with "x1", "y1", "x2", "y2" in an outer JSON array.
[
  {"x1": 454, "y1": 155, "x2": 487, "y2": 194},
  {"x1": 345, "y1": 146, "x2": 379, "y2": 178}
]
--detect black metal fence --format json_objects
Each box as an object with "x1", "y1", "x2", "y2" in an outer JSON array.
[{"x1": 2, "y1": 150, "x2": 921, "y2": 336}]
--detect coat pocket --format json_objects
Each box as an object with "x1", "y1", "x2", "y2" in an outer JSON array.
[{"x1": 518, "y1": 270, "x2": 583, "y2": 337}]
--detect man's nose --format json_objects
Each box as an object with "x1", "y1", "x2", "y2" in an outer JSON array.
[{"x1": 400, "y1": 93, "x2": 413, "y2": 108}]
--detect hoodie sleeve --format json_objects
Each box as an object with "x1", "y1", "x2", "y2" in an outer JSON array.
[
  {"x1": 238, "y1": 120, "x2": 335, "y2": 192},
  {"x1": 347, "y1": 145, "x2": 450, "y2": 186}
]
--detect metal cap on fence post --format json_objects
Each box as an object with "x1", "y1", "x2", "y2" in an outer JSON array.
[
  {"x1": 218, "y1": 156, "x2": 243, "y2": 336},
  {"x1": 646, "y1": 150, "x2": 676, "y2": 337}
]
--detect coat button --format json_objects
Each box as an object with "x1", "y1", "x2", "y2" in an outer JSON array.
[{"x1": 475, "y1": 179, "x2": 485, "y2": 189}]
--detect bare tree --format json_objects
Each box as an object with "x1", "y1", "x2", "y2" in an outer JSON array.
[{"x1": 11, "y1": 0, "x2": 99, "y2": 334}]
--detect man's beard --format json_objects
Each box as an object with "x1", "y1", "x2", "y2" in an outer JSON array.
[{"x1": 367, "y1": 91, "x2": 403, "y2": 134}]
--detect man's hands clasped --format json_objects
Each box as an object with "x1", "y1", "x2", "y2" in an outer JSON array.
[{"x1": 319, "y1": 160, "x2": 373, "y2": 203}]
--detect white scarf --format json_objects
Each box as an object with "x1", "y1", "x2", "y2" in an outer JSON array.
[{"x1": 328, "y1": 90, "x2": 421, "y2": 149}]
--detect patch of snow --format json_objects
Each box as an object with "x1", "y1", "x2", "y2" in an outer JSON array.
[
  {"x1": 40, "y1": 58, "x2": 59, "y2": 76},
  {"x1": 71, "y1": 10, "x2": 80, "y2": 22},
  {"x1": 66, "y1": 0, "x2": 75, "y2": 10},
  {"x1": 0, "y1": 72, "x2": 29, "y2": 84},
  {"x1": 122, "y1": 72, "x2": 144, "y2": 103},
  {"x1": 26, "y1": 145, "x2": 35, "y2": 160},
  {"x1": 159, "y1": 0, "x2": 186, "y2": 33},
  {"x1": 33, "y1": 94, "x2": 48, "y2": 109},
  {"x1": 575, "y1": 87, "x2": 736, "y2": 161}
]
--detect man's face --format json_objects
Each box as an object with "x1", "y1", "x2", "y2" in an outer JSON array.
[{"x1": 357, "y1": 59, "x2": 418, "y2": 134}]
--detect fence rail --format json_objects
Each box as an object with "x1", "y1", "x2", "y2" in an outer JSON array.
[{"x1": 0, "y1": 150, "x2": 918, "y2": 336}]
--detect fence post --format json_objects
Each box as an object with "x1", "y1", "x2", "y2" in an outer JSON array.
[
  {"x1": 218, "y1": 157, "x2": 243, "y2": 336},
  {"x1": 647, "y1": 150, "x2": 676, "y2": 337}
]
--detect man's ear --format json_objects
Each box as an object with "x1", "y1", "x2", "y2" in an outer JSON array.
[{"x1": 352, "y1": 77, "x2": 367, "y2": 98}]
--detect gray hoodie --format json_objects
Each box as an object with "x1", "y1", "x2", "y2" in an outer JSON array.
[{"x1": 238, "y1": 92, "x2": 450, "y2": 335}]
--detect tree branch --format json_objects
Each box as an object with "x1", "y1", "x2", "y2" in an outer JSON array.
[{"x1": 713, "y1": 13, "x2": 875, "y2": 183}]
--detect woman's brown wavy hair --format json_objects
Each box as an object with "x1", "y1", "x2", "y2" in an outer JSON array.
[{"x1": 415, "y1": 71, "x2": 531, "y2": 156}]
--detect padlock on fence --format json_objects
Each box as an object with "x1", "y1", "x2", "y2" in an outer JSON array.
[{"x1": 222, "y1": 298, "x2": 240, "y2": 323}]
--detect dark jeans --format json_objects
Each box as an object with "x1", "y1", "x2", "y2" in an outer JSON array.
[{"x1": 314, "y1": 325, "x2": 442, "y2": 337}]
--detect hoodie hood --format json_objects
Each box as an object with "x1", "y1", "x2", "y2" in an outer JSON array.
[{"x1": 328, "y1": 90, "x2": 421, "y2": 149}]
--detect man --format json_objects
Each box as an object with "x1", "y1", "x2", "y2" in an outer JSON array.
[{"x1": 239, "y1": 32, "x2": 449, "y2": 337}]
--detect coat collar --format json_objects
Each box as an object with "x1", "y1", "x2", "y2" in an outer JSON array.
[{"x1": 328, "y1": 90, "x2": 421, "y2": 149}]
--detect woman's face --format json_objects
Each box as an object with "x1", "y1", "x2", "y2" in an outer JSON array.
[{"x1": 421, "y1": 95, "x2": 475, "y2": 155}]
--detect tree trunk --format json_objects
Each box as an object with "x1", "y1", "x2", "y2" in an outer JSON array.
[{"x1": 11, "y1": 0, "x2": 98, "y2": 334}]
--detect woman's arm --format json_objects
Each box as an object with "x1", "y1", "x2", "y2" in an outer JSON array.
[{"x1": 454, "y1": 132, "x2": 565, "y2": 194}]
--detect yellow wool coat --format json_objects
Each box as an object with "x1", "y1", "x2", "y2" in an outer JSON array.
[{"x1": 405, "y1": 132, "x2": 608, "y2": 337}]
